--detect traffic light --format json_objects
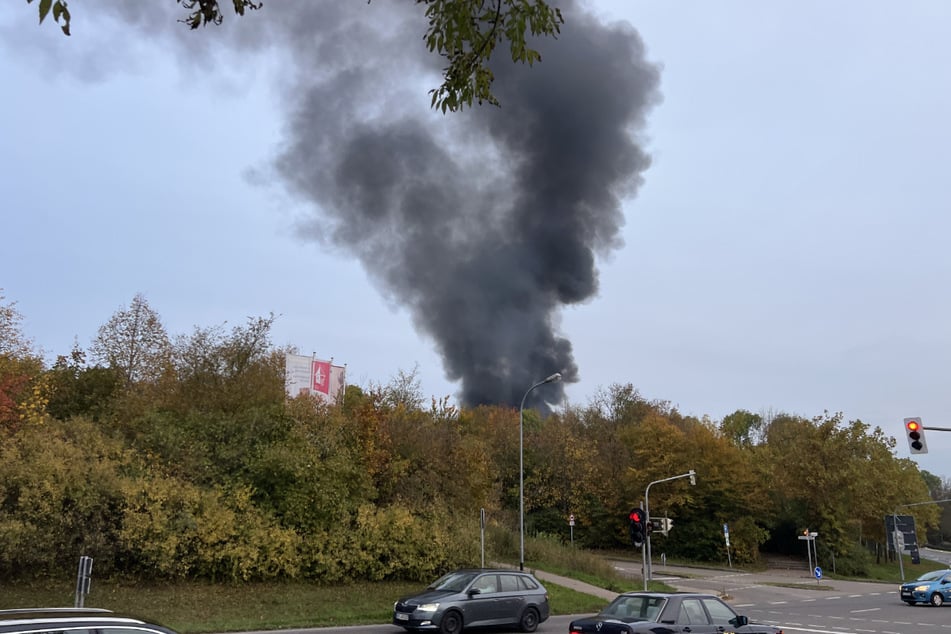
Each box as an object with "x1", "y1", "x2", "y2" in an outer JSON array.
[
  {"x1": 628, "y1": 508, "x2": 645, "y2": 547},
  {"x1": 662, "y1": 518, "x2": 674, "y2": 536},
  {"x1": 904, "y1": 417, "x2": 928, "y2": 454}
]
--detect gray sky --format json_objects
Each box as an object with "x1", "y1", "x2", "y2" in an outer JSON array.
[{"x1": 2, "y1": 1, "x2": 949, "y2": 478}]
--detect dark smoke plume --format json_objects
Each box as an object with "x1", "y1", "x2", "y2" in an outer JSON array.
[
  {"x1": 272, "y1": 2, "x2": 661, "y2": 410},
  {"x1": 8, "y1": 1, "x2": 661, "y2": 411}
]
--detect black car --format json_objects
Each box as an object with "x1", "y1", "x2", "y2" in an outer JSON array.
[
  {"x1": 568, "y1": 592, "x2": 783, "y2": 634},
  {"x1": 0, "y1": 608, "x2": 179, "y2": 634},
  {"x1": 393, "y1": 568, "x2": 550, "y2": 634}
]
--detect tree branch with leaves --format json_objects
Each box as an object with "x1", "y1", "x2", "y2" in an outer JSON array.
[{"x1": 24, "y1": 0, "x2": 563, "y2": 113}]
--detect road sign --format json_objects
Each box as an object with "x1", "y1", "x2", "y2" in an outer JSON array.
[
  {"x1": 814, "y1": 566, "x2": 822, "y2": 580},
  {"x1": 569, "y1": 513, "x2": 575, "y2": 526}
]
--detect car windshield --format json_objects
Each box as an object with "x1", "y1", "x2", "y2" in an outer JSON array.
[
  {"x1": 429, "y1": 571, "x2": 479, "y2": 592},
  {"x1": 601, "y1": 595, "x2": 666, "y2": 621},
  {"x1": 916, "y1": 570, "x2": 949, "y2": 582}
]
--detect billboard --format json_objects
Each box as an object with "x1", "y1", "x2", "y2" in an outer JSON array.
[{"x1": 285, "y1": 354, "x2": 346, "y2": 404}]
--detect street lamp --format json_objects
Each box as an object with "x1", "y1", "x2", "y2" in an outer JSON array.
[
  {"x1": 519, "y1": 372, "x2": 561, "y2": 571},
  {"x1": 643, "y1": 469, "x2": 696, "y2": 589}
]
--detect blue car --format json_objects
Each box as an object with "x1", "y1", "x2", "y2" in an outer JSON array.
[{"x1": 900, "y1": 569, "x2": 951, "y2": 606}]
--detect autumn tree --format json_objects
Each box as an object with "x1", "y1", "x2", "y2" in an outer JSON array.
[
  {"x1": 170, "y1": 314, "x2": 284, "y2": 413},
  {"x1": 90, "y1": 293, "x2": 171, "y2": 387},
  {"x1": 720, "y1": 409, "x2": 766, "y2": 447},
  {"x1": 0, "y1": 291, "x2": 48, "y2": 431},
  {"x1": 0, "y1": 291, "x2": 34, "y2": 359},
  {"x1": 45, "y1": 343, "x2": 120, "y2": 421},
  {"x1": 761, "y1": 411, "x2": 937, "y2": 573},
  {"x1": 23, "y1": 0, "x2": 564, "y2": 113}
]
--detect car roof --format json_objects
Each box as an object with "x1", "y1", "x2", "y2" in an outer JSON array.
[
  {"x1": 449, "y1": 568, "x2": 537, "y2": 575},
  {"x1": 616, "y1": 591, "x2": 716, "y2": 599},
  {"x1": 0, "y1": 608, "x2": 174, "y2": 634}
]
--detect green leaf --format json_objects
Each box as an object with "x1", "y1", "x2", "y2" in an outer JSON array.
[{"x1": 38, "y1": 0, "x2": 52, "y2": 24}]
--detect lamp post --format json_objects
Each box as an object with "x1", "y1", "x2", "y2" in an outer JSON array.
[
  {"x1": 519, "y1": 372, "x2": 561, "y2": 571},
  {"x1": 643, "y1": 469, "x2": 696, "y2": 589}
]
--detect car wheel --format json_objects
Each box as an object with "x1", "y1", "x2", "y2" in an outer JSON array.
[
  {"x1": 519, "y1": 607, "x2": 539, "y2": 633},
  {"x1": 439, "y1": 610, "x2": 463, "y2": 634},
  {"x1": 930, "y1": 593, "x2": 944, "y2": 607}
]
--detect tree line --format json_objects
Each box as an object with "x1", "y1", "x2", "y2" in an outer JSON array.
[{"x1": 0, "y1": 291, "x2": 947, "y2": 582}]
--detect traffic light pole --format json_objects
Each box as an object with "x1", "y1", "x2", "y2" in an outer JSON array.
[
  {"x1": 892, "y1": 498, "x2": 951, "y2": 581},
  {"x1": 643, "y1": 470, "x2": 696, "y2": 590}
]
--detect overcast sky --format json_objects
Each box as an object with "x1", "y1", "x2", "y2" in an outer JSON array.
[{"x1": 2, "y1": 1, "x2": 948, "y2": 479}]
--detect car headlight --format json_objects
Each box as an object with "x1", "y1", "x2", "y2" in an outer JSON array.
[
  {"x1": 914, "y1": 585, "x2": 930, "y2": 592},
  {"x1": 418, "y1": 603, "x2": 440, "y2": 612}
]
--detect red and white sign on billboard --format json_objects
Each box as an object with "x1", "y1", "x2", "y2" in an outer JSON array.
[{"x1": 312, "y1": 359, "x2": 331, "y2": 394}]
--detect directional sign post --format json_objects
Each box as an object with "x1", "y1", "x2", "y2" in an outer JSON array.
[
  {"x1": 723, "y1": 523, "x2": 732, "y2": 569},
  {"x1": 480, "y1": 508, "x2": 486, "y2": 568},
  {"x1": 814, "y1": 566, "x2": 822, "y2": 582}
]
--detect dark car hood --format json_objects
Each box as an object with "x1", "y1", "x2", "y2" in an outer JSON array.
[{"x1": 397, "y1": 590, "x2": 457, "y2": 605}]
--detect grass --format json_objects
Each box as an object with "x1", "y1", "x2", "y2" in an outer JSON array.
[
  {"x1": 0, "y1": 577, "x2": 612, "y2": 633},
  {"x1": 0, "y1": 579, "x2": 418, "y2": 632},
  {"x1": 21, "y1": 547, "x2": 913, "y2": 634},
  {"x1": 0, "y1": 538, "x2": 677, "y2": 632}
]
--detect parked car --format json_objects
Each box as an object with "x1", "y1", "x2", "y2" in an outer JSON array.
[
  {"x1": 393, "y1": 568, "x2": 549, "y2": 634},
  {"x1": 0, "y1": 608, "x2": 179, "y2": 634},
  {"x1": 900, "y1": 568, "x2": 951, "y2": 606},
  {"x1": 568, "y1": 591, "x2": 783, "y2": 634}
]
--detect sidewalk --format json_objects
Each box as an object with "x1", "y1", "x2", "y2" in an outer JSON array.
[
  {"x1": 525, "y1": 559, "x2": 904, "y2": 602},
  {"x1": 527, "y1": 568, "x2": 617, "y2": 601}
]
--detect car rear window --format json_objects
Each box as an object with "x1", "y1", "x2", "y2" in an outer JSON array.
[{"x1": 518, "y1": 575, "x2": 539, "y2": 590}]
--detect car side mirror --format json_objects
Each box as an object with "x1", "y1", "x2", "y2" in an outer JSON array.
[
  {"x1": 730, "y1": 615, "x2": 749, "y2": 627},
  {"x1": 468, "y1": 588, "x2": 482, "y2": 596}
]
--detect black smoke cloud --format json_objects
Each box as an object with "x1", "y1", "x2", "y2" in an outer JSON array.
[
  {"x1": 10, "y1": 1, "x2": 661, "y2": 411},
  {"x1": 272, "y1": 2, "x2": 661, "y2": 411}
]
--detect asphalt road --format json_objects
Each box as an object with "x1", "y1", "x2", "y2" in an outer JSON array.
[{"x1": 634, "y1": 560, "x2": 951, "y2": 633}]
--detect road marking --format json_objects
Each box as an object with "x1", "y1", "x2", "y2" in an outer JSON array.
[
  {"x1": 777, "y1": 627, "x2": 870, "y2": 633},
  {"x1": 850, "y1": 607, "x2": 880, "y2": 613}
]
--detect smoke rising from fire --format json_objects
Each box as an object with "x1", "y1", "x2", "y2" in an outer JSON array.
[{"x1": 271, "y1": 2, "x2": 661, "y2": 410}]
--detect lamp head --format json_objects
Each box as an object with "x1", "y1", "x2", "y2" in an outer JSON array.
[{"x1": 544, "y1": 372, "x2": 562, "y2": 384}]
